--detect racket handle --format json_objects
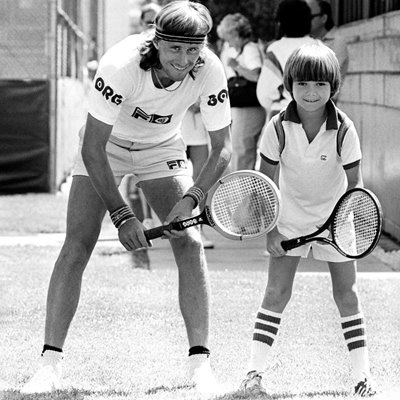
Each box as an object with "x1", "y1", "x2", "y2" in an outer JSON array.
[
  {"x1": 281, "y1": 238, "x2": 303, "y2": 251},
  {"x1": 144, "y1": 221, "x2": 187, "y2": 240},
  {"x1": 144, "y1": 216, "x2": 204, "y2": 240},
  {"x1": 144, "y1": 222, "x2": 175, "y2": 240}
]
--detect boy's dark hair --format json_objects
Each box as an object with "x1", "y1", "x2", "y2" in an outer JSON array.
[
  {"x1": 284, "y1": 42, "x2": 341, "y2": 97},
  {"x1": 275, "y1": 0, "x2": 311, "y2": 38}
]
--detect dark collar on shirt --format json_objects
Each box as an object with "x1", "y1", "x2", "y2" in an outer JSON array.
[{"x1": 283, "y1": 99, "x2": 339, "y2": 130}]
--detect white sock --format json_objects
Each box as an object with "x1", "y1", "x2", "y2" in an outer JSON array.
[
  {"x1": 248, "y1": 308, "x2": 282, "y2": 373},
  {"x1": 341, "y1": 313, "x2": 371, "y2": 381}
]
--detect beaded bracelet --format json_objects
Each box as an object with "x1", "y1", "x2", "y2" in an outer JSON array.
[
  {"x1": 110, "y1": 205, "x2": 136, "y2": 230},
  {"x1": 183, "y1": 186, "x2": 205, "y2": 208}
]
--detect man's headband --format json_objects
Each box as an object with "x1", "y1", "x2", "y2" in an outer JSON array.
[{"x1": 155, "y1": 29, "x2": 206, "y2": 44}]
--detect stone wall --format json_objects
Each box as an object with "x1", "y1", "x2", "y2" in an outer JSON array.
[{"x1": 335, "y1": 10, "x2": 400, "y2": 241}]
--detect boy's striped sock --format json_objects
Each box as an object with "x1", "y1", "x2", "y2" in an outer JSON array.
[
  {"x1": 248, "y1": 308, "x2": 282, "y2": 373},
  {"x1": 341, "y1": 312, "x2": 371, "y2": 381}
]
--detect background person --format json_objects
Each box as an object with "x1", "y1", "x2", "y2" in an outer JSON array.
[
  {"x1": 256, "y1": 0, "x2": 315, "y2": 121},
  {"x1": 306, "y1": 0, "x2": 349, "y2": 92},
  {"x1": 217, "y1": 13, "x2": 266, "y2": 172},
  {"x1": 21, "y1": 1, "x2": 231, "y2": 394},
  {"x1": 241, "y1": 42, "x2": 376, "y2": 397},
  {"x1": 139, "y1": 1, "x2": 162, "y2": 32}
]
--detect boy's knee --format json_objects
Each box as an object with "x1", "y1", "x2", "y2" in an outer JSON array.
[
  {"x1": 264, "y1": 285, "x2": 292, "y2": 310},
  {"x1": 333, "y1": 287, "x2": 359, "y2": 311}
]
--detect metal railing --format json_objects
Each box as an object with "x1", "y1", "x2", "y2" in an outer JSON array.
[{"x1": 337, "y1": 0, "x2": 400, "y2": 25}]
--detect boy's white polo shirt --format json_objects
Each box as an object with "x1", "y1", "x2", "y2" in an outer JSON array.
[{"x1": 259, "y1": 100, "x2": 362, "y2": 261}]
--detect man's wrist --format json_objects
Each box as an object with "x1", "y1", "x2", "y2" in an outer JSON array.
[
  {"x1": 110, "y1": 204, "x2": 136, "y2": 230},
  {"x1": 183, "y1": 186, "x2": 205, "y2": 209}
]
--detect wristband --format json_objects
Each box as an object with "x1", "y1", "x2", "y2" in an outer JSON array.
[
  {"x1": 183, "y1": 186, "x2": 205, "y2": 208},
  {"x1": 110, "y1": 205, "x2": 136, "y2": 230},
  {"x1": 117, "y1": 216, "x2": 136, "y2": 230}
]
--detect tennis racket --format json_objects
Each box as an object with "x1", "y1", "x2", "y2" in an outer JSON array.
[
  {"x1": 144, "y1": 170, "x2": 281, "y2": 241},
  {"x1": 281, "y1": 188, "x2": 383, "y2": 259}
]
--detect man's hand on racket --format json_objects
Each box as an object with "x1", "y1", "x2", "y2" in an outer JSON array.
[
  {"x1": 267, "y1": 227, "x2": 289, "y2": 257},
  {"x1": 161, "y1": 196, "x2": 197, "y2": 239},
  {"x1": 118, "y1": 217, "x2": 151, "y2": 251}
]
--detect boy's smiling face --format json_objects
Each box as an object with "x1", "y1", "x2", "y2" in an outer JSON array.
[{"x1": 292, "y1": 81, "x2": 331, "y2": 113}]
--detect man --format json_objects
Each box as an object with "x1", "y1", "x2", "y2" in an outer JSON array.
[
  {"x1": 21, "y1": 1, "x2": 231, "y2": 394},
  {"x1": 307, "y1": 0, "x2": 349, "y2": 81}
]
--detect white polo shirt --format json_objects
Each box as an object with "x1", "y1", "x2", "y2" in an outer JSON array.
[
  {"x1": 259, "y1": 100, "x2": 362, "y2": 260},
  {"x1": 88, "y1": 34, "x2": 231, "y2": 143}
]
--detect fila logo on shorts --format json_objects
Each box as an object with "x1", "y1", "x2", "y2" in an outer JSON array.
[
  {"x1": 94, "y1": 77, "x2": 123, "y2": 105},
  {"x1": 167, "y1": 160, "x2": 186, "y2": 169},
  {"x1": 131, "y1": 107, "x2": 172, "y2": 124}
]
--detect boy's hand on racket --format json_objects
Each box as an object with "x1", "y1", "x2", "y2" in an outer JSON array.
[
  {"x1": 267, "y1": 228, "x2": 288, "y2": 257},
  {"x1": 118, "y1": 217, "x2": 151, "y2": 250}
]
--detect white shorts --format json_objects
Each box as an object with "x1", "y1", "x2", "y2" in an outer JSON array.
[
  {"x1": 279, "y1": 224, "x2": 349, "y2": 263},
  {"x1": 73, "y1": 131, "x2": 191, "y2": 185}
]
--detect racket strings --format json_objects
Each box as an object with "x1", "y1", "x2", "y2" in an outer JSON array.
[
  {"x1": 211, "y1": 175, "x2": 279, "y2": 237},
  {"x1": 333, "y1": 192, "x2": 379, "y2": 256}
]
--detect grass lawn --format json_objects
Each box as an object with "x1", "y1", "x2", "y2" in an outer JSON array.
[
  {"x1": 0, "y1": 192, "x2": 399, "y2": 399},
  {"x1": 0, "y1": 193, "x2": 69, "y2": 235}
]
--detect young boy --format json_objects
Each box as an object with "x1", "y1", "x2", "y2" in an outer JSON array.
[{"x1": 240, "y1": 42, "x2": 376, "y2": 397}]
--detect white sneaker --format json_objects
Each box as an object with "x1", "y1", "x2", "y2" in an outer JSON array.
[
  {"x1": 21, "y1": 351, "x2": 63, "y2": 394},
  {"x1": 240, "y1": 370, "x2": 267, "y2": 395},
  {"x1": 187, "y1": 354, "x2": 219, "y2": 394},
  {"x1": 354, "y1": 377, "x2": 377, "y2": 397}
]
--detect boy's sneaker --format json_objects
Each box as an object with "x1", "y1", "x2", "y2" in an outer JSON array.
[
  {"x1": 187, "y1": 354, "x2": 218, "y2": 393},
  {"x1": 20, "y1": 351, "x2": 63, "y2": 394},
  {"x1": 354, "y1": 377, "x2": 377, "y2": 397},
  {"x1": 240, "y1": 370, "x2": 267, "y2": 395}
]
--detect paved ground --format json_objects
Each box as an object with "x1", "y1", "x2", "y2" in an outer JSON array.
[{"x1": 1, "y1": 224, "x2": 399, "y2": 274}]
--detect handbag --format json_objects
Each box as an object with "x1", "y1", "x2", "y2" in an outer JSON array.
[{"x1": 227, "y1": 74, "x2": 260, "y2": 108}]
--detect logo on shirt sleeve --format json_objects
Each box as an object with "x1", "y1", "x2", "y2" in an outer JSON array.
[
  {"x1": 207, "y1": 89, "x2": 228, "y2": 106},
  {"x1": 94, "y1": 77, "x2": 123, "y2": 105}
]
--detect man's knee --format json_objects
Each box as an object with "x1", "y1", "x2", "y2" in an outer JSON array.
[
  {"x1": 170, "y1": 229, "x2": 204, "y2": 261},
  {"x1": 55, "y1": 238, "x2": 95, "y2": 274}
]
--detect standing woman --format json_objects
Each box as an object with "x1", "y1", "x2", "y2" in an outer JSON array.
[{"x1": 217, "y1": 13, "x2": 266, "y2": 172}]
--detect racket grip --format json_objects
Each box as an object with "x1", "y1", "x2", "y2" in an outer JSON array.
[
  {"x1": 281, "y1": 238, "x2": 303, "y2": 251},
  {"x1": 144, "y1": 221, "x2": 181, "y2": 240}
]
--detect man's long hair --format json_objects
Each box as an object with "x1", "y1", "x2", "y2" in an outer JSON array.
[{"x1": 139, "y1": 1, "x2": 212, "y2": 77}]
